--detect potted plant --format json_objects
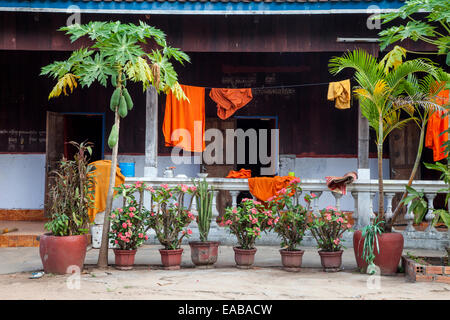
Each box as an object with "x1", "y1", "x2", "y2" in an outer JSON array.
[
  {"x1": 189, "y1": 178, "x2": 220, "y2": 267},
  {"x1": 220, "y1": 198, "x2": 271, "y2": 269},
  {"x1": 268, "y1": 178, "x2": 308, "y2": 271},
  {"x1": 308, "y1": 205, "x2": 353, "y2": 272},
  {"x1": 108, "y1": 181, "x2": 150, "y2": 270},
  {"x1": 40, "y1": 141, "x2": 94, "y2": 274},
  {"x1": 400, "y1": 185, "x2": 429, "y2": 230},
  {"x1": 329, "y1": 47, "x2": 447, "y2": 275},
  {"x1": 148, "y1": 184, "x2": 196, "y2": 270}
]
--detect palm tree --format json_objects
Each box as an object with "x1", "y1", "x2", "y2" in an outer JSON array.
[{"x1": 329, "y1": 47, "x2": 447, "y2": 232}]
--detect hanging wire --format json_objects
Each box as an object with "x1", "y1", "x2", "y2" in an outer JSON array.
[{"x1": 190, "y1": 81, "x2": 333, "y2": 90}]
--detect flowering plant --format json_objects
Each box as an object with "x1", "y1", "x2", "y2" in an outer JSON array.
[
  {"x1": 268, "y1": 178, "x2": 308, "y2": 251},
  {"x1": 308, "y1": 205, "x2": 353, "y2": 252},
  {"x1": 109, "y1": 181, "x2": 150, "y2": 250},
  {"x1": 147, "y1": 183, "x2": 196, "y2": 250},
  {"x1": 220, "y1": 198, "x2": 272, "y2": 250}
]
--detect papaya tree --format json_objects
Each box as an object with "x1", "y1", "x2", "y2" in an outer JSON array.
[{"x1": 41, "y1": 21, "x2": 189, "y2": 267}]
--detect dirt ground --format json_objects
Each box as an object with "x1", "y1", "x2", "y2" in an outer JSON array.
[{"x1": 1, "y1": 265, "x2": 449, "y2": 300}]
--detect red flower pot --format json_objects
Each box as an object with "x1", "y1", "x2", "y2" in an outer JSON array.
[
  {"x1": 233, "y1": 247, "x2": 257, "y2": 269},
  {"x1": 318, "y1": 250, "x2": 343, "y2": 272},
  {"x1": 353, "y1": 230, "x2": 404, "y2": 275},
  {"x1": 113, "y1": 249, "x2": 137, "y2": 270},
  {"x1": 159, "y1": 248, "x2": 184, "y2": 270},
  {"x1": 39, "y1": 233, "x2": 88, "y2": 275},
  {"x1": 280, "y1": 249, "x2": 304, "y2": 271},
  {"x1": 189, "y1": 241, "x2": 220, "y2": 267}
]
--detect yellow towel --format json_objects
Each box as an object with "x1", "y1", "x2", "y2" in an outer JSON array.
[
  {"x1": 327, "y1": 79, "x2": 351, "y2": 109},
  {"x1": 87, "y1": 160, "x2": 125, "y2": 223}
]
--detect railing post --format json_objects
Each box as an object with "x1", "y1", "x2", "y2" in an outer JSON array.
[
  {"x1": 210, "y1": 190, "x2": 220, "y2": 229},
  {"x1": 351, "y1": 191, "x2": 359, "y2": 229},
  {"x1": 385, "y1": 192, "x2": 395, "y2": 228},
  {"x1": 424, "y1": 193, "x2": 437, "y2": 233},
  {"x1": 332, "y1": 192, "x2": 343, "y2": 211},
  {"x1": 369, "y1": 192, "x2": 376, "y2": 222},
  {"x1": 312, "y1": 191, "x2": 322, "y2": 216},
  {"x1": 404, "y1": 201, "x2": 415, "y2": 232},
  {"x1": 229, "y1": 190, "x2": 240, "y2": 208}
]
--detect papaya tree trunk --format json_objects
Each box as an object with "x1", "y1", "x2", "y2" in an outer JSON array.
[
  {"x1": 97, "y1": 110, "x2": 121, "y2": 267},
  {"x1": 386, "y1": 123, "x2": 426, "y2": 231}
]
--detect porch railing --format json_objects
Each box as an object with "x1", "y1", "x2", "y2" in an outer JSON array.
[{"x1": 117, "y1": 177, "x2": 449, "y2": 249}]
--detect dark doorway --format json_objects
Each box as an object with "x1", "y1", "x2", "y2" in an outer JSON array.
[
  {"x1": 235, "y1": 116, "x2": 278, "y2": 177},
  {"x1": 63, "y1": 113, "x2": 104, "y2": 162}
]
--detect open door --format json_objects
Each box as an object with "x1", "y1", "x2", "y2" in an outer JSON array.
[
  {"x1": 202, "y1": 118, "x2": 236, "y2": 217},
  {"x1": 388, "y1": 121, "x2": 421, "y2": 224},
  {"x1": 45, "y1": 111, "x2": 65, "y2": 216}
]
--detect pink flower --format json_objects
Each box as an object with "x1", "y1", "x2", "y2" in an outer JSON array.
[
  {"x1": 253, "y1": 200, "x2": 261, "y2": 205},
  {"x1": 189, "y1": 186, "x2": 197, "y2": 192},
  {"x1": 111, "y1": 214, "x2": 116, "y2": 219},
  {"x1": 135, "y1": 181, "x2": 142, "y2": 188},
  {"x1": 232, "y1": 208, "x2": 237, "y2": 214},
  {"x1": 114, "y1": 240, "x2": 118, "y2": 244},
  {"x1": 138, "y1": 233, "x2": 144, "y2": 238},
  {"x1": 129, "y1": 212, "x2": 134, "y2": 218},
  {"x1": 347, "y1": 223, "x2": 352, "y2": 229},
  {"x1": 146, "y1": 186, "x2": 155, "y2": 193},
  {"x1": 225, "y1": 220, "x2": 232, "y2": 225},
  {"x1": 311, "y1": 193, "x2": 317, "y2": 198},
  {"x1": 181, "y1": 185, "x2": 189, "y2": 192},
  {"x1": 278, "y1": 188, "x2": 287, "y2": 195},
  {"x1": 122, "y1": 223, "x2": 127, "y2": 228},
  {"x1": 250, "y1": 208, "x2": 257, "y2": 214},
  {"x1": 337, "y1": 217, "x2": 344, "y2": 223},
  {"x1": 187, "y1": 229, "x2": 193, "y2": 235},
  {"x1": 267, "y1": 196, "x2": 275, "y2": 202},
  {"x1": 335, "y1": 211, "x2": 341, "y2": 216},
  {"x1": 268, "y1": 219, "x2": 273, "y2": 225},
  {"x1": 129, "y1": 207, "x2": 136, "y2": 212},
  {"x1": 118, "y1": 208, "x2": 123, "y2": 213},
  {"x1": 235, "y1": 217, "x2": 240, "y2": 222},
  {"x1": 125, "y1": 239, "x2": 130, "y2": 243},
  {"x1": 252, "y1": 218, "x2": 258, "y2": 224},
  {"x1": 326, "y1": 215, "x2": 332, "y2": 221},
  {"x1": 125, "y1": 232, "x2": 131, "y2": 238},
  {"x1": 144, "y1": 235, "x2": 148, "y2": 240},
  {"x1": 326, "y1": 206, "x2": 337, "y2": 211},
  {"x1": 334, "y1": 238, "x2": 340, "y2": 245},
  {"x1": 161, "y1": 184, "x2": 169, "y2": 190}
]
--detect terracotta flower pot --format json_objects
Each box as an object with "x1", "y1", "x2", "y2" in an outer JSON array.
[
  {"x1": 318, "y1": 250, "x2": 343, "y2": 272},
  {"x1": 159, "y1": 248, "x2": 184, "y2": 270},
  {"x1": 280, "y1": 249, "x2": 304, "y2": 271},
  {"x1": 353, "y1": 230, "x2": 404, "y2": 275},
  {"x1": 113, "y1": 249, "x2": 137, "y2": 270},
  {"x1": 189, "y1": 241, "x2": 220, "y2": 267},
  {"x1": 233, "y1": 247, "x2": 257, "y2": 269},
  {"x1": 39, "y1": 233, "x2": 88, "y2": 275}
]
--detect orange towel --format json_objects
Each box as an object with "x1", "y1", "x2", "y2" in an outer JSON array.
[
  {"x1": 209, "y1": 88, "x2": 253, "y2": 120},
  {"x1": 248, "y1": 176, "x2": 296, "y2": 202},
  {"x1": 425, "y1": 88, "x2": 449, "y2": 162},
  {"x1": 87, "y1": 160, "x2": 125, "y2": 223},
  {"x1": 325, "y1": 171, "x2": 357, "y2": 195},
  {"x1": 163, "y1": 85, "x2": 206, "y2": 152},
  {"x1": 226, "y1": 168, "x2": 252, "y2": 178},
  {"x1": 327, "y1": 79, "x2": 351, "y2": 109}
]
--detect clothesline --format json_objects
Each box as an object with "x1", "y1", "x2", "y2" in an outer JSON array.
[{"x1": 186, "y1": 81, "x2": 333, "y2": 90}]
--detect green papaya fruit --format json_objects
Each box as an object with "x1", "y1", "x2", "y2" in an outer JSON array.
[
  {"x1": 110, "y1": 88, "x2": 121, "y2": 112},
  {"x1": 108, "y1": 124, "x2": 118, "y2": 149},
  {"x1": 111, "y1": 74, "x2": 117, "y2": 87},
  {"x1": 122, "y1": 88, "x2": 133, "y2": 111},
  {"x1": 118, "y1": 95, "x2": 128, "y2": 118}
]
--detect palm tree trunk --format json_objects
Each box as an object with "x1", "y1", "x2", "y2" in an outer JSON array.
[
  {"x1": 377, "y1": 114, "x2": 385, "y2": 226},
  {"x1": 386, "y1": 123, "x2": 426, "y2": 231}
]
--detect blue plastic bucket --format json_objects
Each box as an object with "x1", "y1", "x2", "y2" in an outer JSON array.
[{"x1": 119, "y1": 162, "x2": 135, "y2": 177}]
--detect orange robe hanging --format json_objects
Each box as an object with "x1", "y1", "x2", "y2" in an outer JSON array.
[
  {"x1": 425, "y1": 88, "x2": 449, "y2": 162},
  {"x1": 87, "y1": 160, "x2": 125, "y2": 223},
  {"x1": 163, "y1": 85, "x2": 206, "y2": 152},
  {"x1": 248, "y1": 176, "x2": 296, "y2": 202},
  {"x1": 209, "y1": 88, "x2": 253, "y2": 120},
  {"x1": 226, "y1": 168, "x2": 252, "y2": 178}
]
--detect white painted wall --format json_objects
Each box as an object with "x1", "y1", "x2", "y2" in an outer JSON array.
[
  {"x1": 0, "y1": 154, "x2": 389, "y2": 211},
  {"x1": 0, "y1": 154, "x2": 46, "y2": 209}
]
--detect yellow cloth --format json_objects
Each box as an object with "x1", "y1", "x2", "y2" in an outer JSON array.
[
  {"x1": 327, "y1": 79, "x2": 351, "y2": 109},
  {"x1": 87, "y1": 160, "x2": 125, "y2": 223}
]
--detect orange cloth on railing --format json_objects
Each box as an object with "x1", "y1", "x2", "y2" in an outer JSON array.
[
  {"x1": 226, "y1": 168, "x2": 252, "y2": 178},
  {"x1": 163, "y1": 85, "x2": 206, "y2": 152},
  {"x1": 87, "y1": 160, "x2": 125, "y2": 223},
  {"x1": 425, "y1": 88, "x2": 449, "y2": 162},
  {"x1": 209, "y1": 88, "x2": 253, "y2": 120},
  {"x1": 248, "y1": 176, "x2": 296, "y2": 202}
]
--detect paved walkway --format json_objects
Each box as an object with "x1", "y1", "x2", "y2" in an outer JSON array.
[{"x1": 0, "y1": 245, "x2": 448, "y2": 299}]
